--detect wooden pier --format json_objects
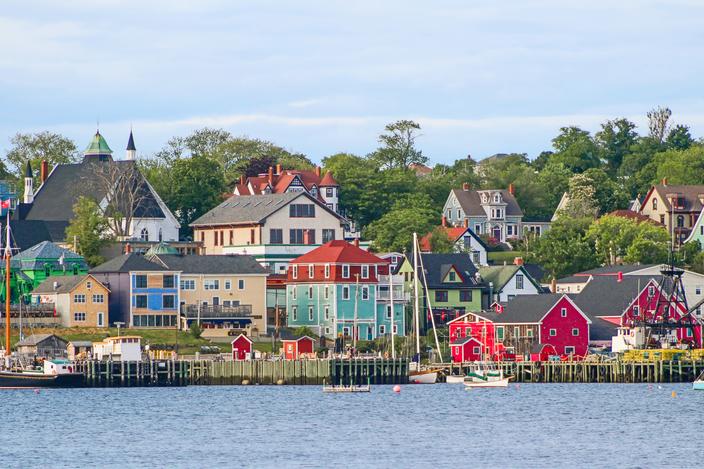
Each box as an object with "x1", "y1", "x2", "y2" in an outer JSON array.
[
  {"x1": 75, "y1": 360, "x2": 190, "y2": 387},
  {"x1": 437, "y1": 360, "x2": 704, "y2": 383}
]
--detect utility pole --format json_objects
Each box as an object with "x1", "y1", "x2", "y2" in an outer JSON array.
[{"x1": 389, "y1": 267, "x2": 395, "y2": 359}]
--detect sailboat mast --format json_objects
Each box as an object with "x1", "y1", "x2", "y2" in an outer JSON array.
[
  {"x1": 4, "y1": 215, "x2": 10, "y2": 357},
  {"x1": 389, "y1": 264, "x2": 395, "y2": 360},
  {"x1": 413, "y1": 232, "x2": 421, "y2": 357}
]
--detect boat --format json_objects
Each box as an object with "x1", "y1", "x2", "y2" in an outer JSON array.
[
  {"x1": 693, "y1": 371, "x2": 704, "y2": 391},
  {"x1": 409, "y1": 369, "x2": 438, "y2": 384},
  {"x1": 445, "y1": 374, "x2": 465, "y2": 384},
  {"x1": 322, "y1": 382, "x2": 371, "y2": 393},
  {"x1": 463, "y1": 363, "x2": 511, "y2": 388}
]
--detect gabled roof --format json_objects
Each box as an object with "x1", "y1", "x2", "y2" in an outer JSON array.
[
  {"x1": 12, "y1": 241, "x2": 87, "y2": 271},
  {"x1": 608, "y1": 210, "x2": 663, "y2": 226},
  {"x1": 483, "y1": 294, "x2": 566, "y2": 323},
  {"x1": 91, "y1": 253, "x2": 172, "y2": 273},
  {"x1": 291, "y1": 240, "x2": 385, "y2": 265},
  {"x1": 152, "y1": 254, "x2": 267, "y2": 275},
  {"x1": 478, "y1": 265, "x2": 541, "y2": 291},
  {"x1": 450, "y1": 336, "x2": 481, "y2": 346},
  {"x1": 577, "y1": 264, "x2": 656, "y2": 276},
  {"x1": 451, "y1": 188, "x2": 523, "y2": 217},
  {"x1": 191, "y1": 192, "x2": 344, "y2": 227},
  {"x1": 4, "y1": 220, "x2": 69, "y2": 251},
  {"x1": 418, "y1": 253, "x2": 480, "y2": 289},
  {"x1": 32, "y1": 274, "x2": 106, "y2": 294},
  {"x1": 419, "y1": 225, "x2": 488, "y2": 252},
  {"x1": 569, "y1": 275, "x2": 659, "y2": 318},
  {"x1": 643, "y1": 184, "x2": 704, "y2": 212},
  {"x1": 319, "y1": 171, "x2": 338, "y2": 186},
  {"x1": 17, "y1": 333, "x2": 67, "y2": 346}
]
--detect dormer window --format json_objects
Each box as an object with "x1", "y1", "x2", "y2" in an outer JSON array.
[
  {"x1": 652, "y1": 198, "x2": 657, "y2": 210},
  {"x1": 494, "y1": 193, "x2": 501, "y2": 203}
]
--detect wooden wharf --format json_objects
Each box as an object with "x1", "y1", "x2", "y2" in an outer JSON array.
[
  {"x1": 75, "y1": 360, "x2": 190, "y2": 387},
  {"x1": 436, "y1": 360, "x2": 704, "y2": 384}
]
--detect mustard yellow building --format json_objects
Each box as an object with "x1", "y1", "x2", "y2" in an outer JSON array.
[{"x1": 32, "y1": 274, "x2": 110, "y2": 328}]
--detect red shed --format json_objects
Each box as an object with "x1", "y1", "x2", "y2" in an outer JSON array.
[
  {"x1": 529, "y1": 343, "x2": 557, "y2": 362},
  {"x1": 231, "y1": 334, "x2": 253, "y2": 360},
  {"x1": 282, "y1": 336, "x2": 315, "y2": 360},
  {"x1": 450, "y1": 336, "x2": 484, "y2": 363}
]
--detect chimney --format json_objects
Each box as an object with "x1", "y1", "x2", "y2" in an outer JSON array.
[
  {"x1": 239, "y1": 175, "x2": 245, "y2": 185},
  {"x1": 463, "y1": 219, "x2": 469, "y2": 228},
  {"x1": 268, "y1": 166, "x2": 274, "y2": 185},
  {"x1": 353, "y1": 238, "x2": 359, "y2": 248},
  {"x1": 276, "y1": 163, "x2": 282, "y2": 175},
  {"x1": 125, "y1": 243, "x2": 132, "y2": 254},
  {"x1": 508, "y1": 183, "x2": 515, "y2": 196},
  {"x1": 662, "y1": 177, "x2": 667, "y2": 186},
  {"x1": 617, "y1": 271, "x2": 623, "y2": 282},
  {"x1": 315, "y1": 166, "x2": 321, "y2": 177},
  {"x1": 462, "y1": 182, "x2": 470, "y2": 191},
  {"x1": 441, "y1": 216, "x2": 447, "y2": 227},
  {"x1": 550, "y1": 277, "x2": 557, "y2": 293},
  {"x1": 513, "y1": 256, "x2": 524, "y2": 266},
  {"x1": 40, "y1": 160, "x2": 48, "y2": 184}
]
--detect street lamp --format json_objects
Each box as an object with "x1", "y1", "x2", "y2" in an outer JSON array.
[{"x1": 114, "y1": 322, "x2": 125, "y2": 337}]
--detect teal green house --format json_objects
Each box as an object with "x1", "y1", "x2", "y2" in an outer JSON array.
[
  {"x1": 685, "y1": 210, "x2": 704, "y2": 248},
  {"x1": 285, "y1": 240, "x2": 406, "y2": 340}
]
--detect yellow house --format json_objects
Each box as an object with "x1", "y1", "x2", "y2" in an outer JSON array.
[
  {"x1": 639, "y1": 181, "x2": 704, "y2": 245},
  {"x1": 32, "y1": 274, "x2": 110, "y2": 328}
]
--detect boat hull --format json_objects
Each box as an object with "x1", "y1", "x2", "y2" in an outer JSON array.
[
  {"x1": 445, "y1": 375, "x2": 465, "y2": 384},
  {"x1": 693, "y1": 380, "x2": 704, "y2": 391},
  {"x1": 0, "y1": 371, "x2": 85, "y2": 389},
  {"x1": 409, "y1": 371, "x2": 437, "y2": 384},
  {"x1": 464, "y1": 377, "x2": 510, "y2": 388}
]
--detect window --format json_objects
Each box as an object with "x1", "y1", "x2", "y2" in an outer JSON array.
[
  {"x1": 549, "y1": 328, "x2": 557, "y2": 337},
  {"x1": 456, "y1": 209, "x2": 461, "y2": 219},
  {"x1": 306, "y1": 229, "x2": 316, "y2": 245},
  {"x1": 343, "y1": 327, "x2": 350, "y2": 336},
  {"x1": 97, "y1": 312, "x2": 104, "y2": 327},
  {"x1": 86, "y1": 281, "x2": 92, "y2": 289},
  {"x1": 463, "y1": 236, "x2": 471, "y2": 249},
  {"x1": 308, "y1": 305, "x2": 314, "y2": 321},
  {"x1": 140, "y1": 228, "x2": 149, "y2": 242},
  {"x1": 163, "y1": 275, "x2": 175, "y2": 288},
  {"x1": 572, "y1": 328, "x2": 579, "y2": 336},
  {"x1": 633, "y1": 305, "x2": 640, "y2": 316},
  {"x1": 324, "y1": 306, "x2": 330, "y2": 320},
  {"x1": 92, "y1": 294, "x2": 104, "y2": 303},
  {"x1": 325, "y1": 327, "x2": 331, "y2": 335},
  {"x1": 514, "y1": 327, "x2": 520, "y2": 339},
  {"x1": 135, "y1": 275, "x2": 147, "y2": 289},
  {"x1": 379, "y1": 325, "x2": 386, "y2": 335},
  {"x1": 648, "y1": 286, "x2": 655, "y2": 297},
  {"x1": 393, "y1": 324, "x2": 398, "y2": 334},
  {"x1": 361, "y1": 286, "x2": 369, "y2": 300},
  {"x1": 652, "y1": 198, "x2": 657, "y2": 210},
  {"x1": 229, "y1": 230, "x2": 233, "y2": 245},
  {"x1": 324, "y1": 286, "x2": 329, "y2": 299},
  {"x1": 472, "y1": 252, "x2": 480, "y2": 264},
  {"x1": 324, "y1": 264, "x2": 330, "y2": 278},
  {"x1": 496, "y1": 326, "x2": 504, "y2": 340},
  {"x1": 74, "y1": 294, "x2": 86, "y2": 303},
  {"x1": 326, "y1": 187, "x2": 334, "y2": 197},
  {"x1": 135, "y1": 295, "x2": 147, "y2": 308},
  {"x1": 163, "y1": 295, "x2": 175, "y2": 309},
  {"x1": 238, "y1": 279, "x2": 244, "y2": 290},
  {"x1": 292, "y1": 287, "x2": 297, "y2": 300},
  {"x1": 516, "y1": 274, "x2": 524, "y2": 290},
  {"x1": 308, "y1": 286, "x2": 313, "y2": 298},
  {"x1": 449, "y1": 271, "x2": 456, "y2": 281},
  {"x1": 292, "y1": 306, "x2": 297, "y2": 321},
  {"x1": 361, "y1": 265, "x2": 369, "y2": 279},
  {"x1": 290, "y1": 229, "x2": 304, "y2": 244},
  {"x1": 204, "y1": 279, "x2": 220, "y2": 290},
  {"x1": 660, "y1": 215, "x2": 665, "y2": 224},
  {"x1": 697, "y1": 287, "x2": 702, "y2": 295},
  {"x1": 460, "y1": 290, "x2": 472, "y2": 302},
  {"x1": 527, "y1": 329, "x2": 533, "y2": 338},
  {"x1": 292, "y1": 265, "x2": 298, "y2": 279},
  {"x1": 677, "y1": 215, "x2": 684, "y2": 227},
  {"x1": 386, "y1": 305, "x2": 392, "y2": 319},
  {"x1": 465, "y1": 327, "x2": 471, "y2": 336},
  {"x1": 342, "y1": 265, "x2": 350, "y2": 278},
  {"x1": 309, "y1": 265, "x2": 314, "y2": 278},
  {"x1": 342, "y1": 286, "x2": 350, "y2": 300},
  {"x1": 475, "y1": 224, "x2": 482, "y2": 234},
  {"x1": 561, "y1": 307, "x2": 567, "y2": 317},
  {"x1": 473, "y1": 346, "x2": 481, "y2": 355},
  {"x1": 225, "y1": 280, "x2": 231, "y2": 290},
  {"x1": 435, "y1": 290, "x2": 448, "y2": 302},
  {"x1": 74, "y1": 312, "x2": 86, "y2": 322},
  {"x1": 565, "y1": 346, "x2": 575, "y2": 355},
  {"x1": 289, "y1": 204, "x2": 316, "y2": 217},
  {"x1": 270, "y1": 229, "x2": 283, "y2": 244},
  {"x1": 322, "y1": 229, "x2": 335, "y2": 243},
  {"x1": 180, "y1": 279, "x2": 195, "y2": 290}
]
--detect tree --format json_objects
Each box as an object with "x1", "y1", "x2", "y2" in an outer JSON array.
[
  {"x1": 530, "y1": 216, "x2": 597, "y2": 278},
  {"x1": 5, "y1": 131, "x2": 79, "y2": 177},
  {"x1": 666, "y1": 125, "x2": 694, "y2": 151},
  {"x1": 549, "y1": 127, "x2": 600, "y2": 172},
  {"x1": 624, "y1": 237, "x2": 669, "y2": 264},
  {"x1": 364, "y1": 194, "x2": 438, "y2": 252},
  {"x1": 587, "y1": 215, "x2": 644, "y2": 265},
  {"x1": 165, "y1": 155, "x2": 227, "y2": 233},
  {"x1": 581, "y1": 168, "x2": 629, "y2": 214},
  {"x1": 647, "y1": 106, "x2": 672, "y2": 144},
  {"x1": 595, "y1": 118, "x2": 637, "y2": 175},
  {"x1": 654, "y1": 145, "x2": 704, "y2": 185},
  {"x1": 560, "y1": 174, "x2": 599, "y2": 218},
  {"x1": 368, "y1": 120, "x2": 427, "y2": 170},
  {"x1": 65, "y1": 196, "x2": 113, "y2": 266},
  {"x1": 427, "y1": 227, "x2": 454, "y2": 253},
  {"x1": 536, "y1": 163, "x2": 572, "y2": 217}
]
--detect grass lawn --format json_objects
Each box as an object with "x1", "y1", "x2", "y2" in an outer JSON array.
[{"x1": 488, "y1": 251, "x2": 521, "y2": 264}]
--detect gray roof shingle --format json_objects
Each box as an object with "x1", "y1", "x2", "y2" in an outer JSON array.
[
  {"x1": 153, "y1": 254, "x2": 267, "y2": 275},
  {"x1": 32, "y1": 274, "x2": 95, "y2": 294},
  {"x1": 91, "y1": 253, "x2": 170, "y2": 273},
  {"x1": 452, "y1": 188, "x2": 523, "y2": 217},
  {"x1": 417, "y1": 253, "x2": 481, "y2": 289}
]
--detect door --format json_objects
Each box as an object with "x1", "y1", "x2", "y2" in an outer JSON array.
[
  {"x1": 492, "y1": 226, "x2": 501, "y2": 240},
  {"x1": 97, "y1": 312, "x2": 104, "y2": 327},
  {"x1": 367, "y1": 325, "x2": 373, "y2": 340},
  {"x1": 212, "y1": 297, "x2": 220, "y2": 306}
]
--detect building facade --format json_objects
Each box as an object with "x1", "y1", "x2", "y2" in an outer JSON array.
[
  {"x1": 32, "y1": 274, "x2": 109, "y2": 328},
  {"x1": 639, "y1": 181, "x2": 704, "y2": 246},
  {"x1": 419, "y1": 222, "x2": 488, "y2": 265}
]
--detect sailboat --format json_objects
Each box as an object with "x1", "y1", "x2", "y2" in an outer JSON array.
[
  {"x1": 408, "y1": 232, "x2": 439, "y2": 384},
  {"x1": 693, "y1": 370, "x2": 704, "y2": 391},
  {"x1": 0, "y1": 214, "x2": 84, "y2": 388}
]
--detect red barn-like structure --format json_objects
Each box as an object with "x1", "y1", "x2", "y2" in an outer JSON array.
[
  {"x1": 530, "y1": 343, "x2": 557, "y2": 362},
  {"x1": 282, "y1": 336, "x2": 315, "y2": 360},
  {"x1": 450, "y1": 336, "x2": 484, "y2": 362},
  {"x1": 231, "y1": 334, "x2": 253, "y2": 360}
]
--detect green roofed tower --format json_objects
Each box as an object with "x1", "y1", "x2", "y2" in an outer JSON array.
[{"x1": 84, "y1": 131, "x2": 113, "y2": 160}]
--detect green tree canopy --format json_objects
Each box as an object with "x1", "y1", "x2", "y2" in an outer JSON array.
[
  {"x1": 6, "y1": 131, "x2": 79, "y2": 178},
  {"x1": 595, "y1": 118, "x2": 637, "y2": 175},
  {"x1": 368, "y1": 120, "x2": 427, "y2": 170},
  {"x1": 364, "y1": 194, "x2": 438, "y2": 252},
  {"x1": 427, "y1": 226, "x2": 454, "y2": 253},
  {"x1": 65, "y1": 196, "x2": 113, "y2": 266},
  {"x1": 653, "y1": 145, "x2": 704, "y2": 185},
  {"x1": 549, "y1": 126, "x2": 601, "y2": 173},
  {"x1": 530, "y1": 216, "x2": 597, "y2": 278}
]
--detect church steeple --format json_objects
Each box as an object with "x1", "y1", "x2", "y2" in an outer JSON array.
[
  {"x1": 126, "y1": 130, "x2": 136, "y2": 160},
  {"x1": 24, "y1": 160, "x2": 34, "y2": 204},
  {"x1": 83, "y1": 130, "x2": 113, "y2": 161}
]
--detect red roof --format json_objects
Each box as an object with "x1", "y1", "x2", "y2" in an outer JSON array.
[
  {"x1": 291, "y1": 240, "x2": 387, "y2": 265},
  {"x1": 608, "y1": 210, "x2": 663, "y2": 226},
  {"x1": 319, "y1": 171, "x2": 338, "y2": 186},
  {"x1": 419, "y1": 226, "x2": 469, "y2": 251}
]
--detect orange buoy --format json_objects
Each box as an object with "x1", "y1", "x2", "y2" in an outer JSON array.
[{"x1": 671, "y1": 390, "x2": 677, "y2": 398}]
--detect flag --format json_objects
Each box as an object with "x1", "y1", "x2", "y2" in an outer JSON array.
[{"x1": 0, "y1": 199, "x2": 9, "y2": 210}]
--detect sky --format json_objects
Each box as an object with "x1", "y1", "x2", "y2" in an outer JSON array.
[{"x1": 2, "y1": 0, "x2": 704, "y2": 165}]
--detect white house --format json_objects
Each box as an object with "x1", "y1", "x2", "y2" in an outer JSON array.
[
  {"x1": 419, "y1": 222, "x2": 488, "y2": 266},
  {"x1": 93, "y1": 336, "x2": 142, "y2": 362},
  {"x1": 478, "y1": 262, "x2": 543, "y2": 303}
]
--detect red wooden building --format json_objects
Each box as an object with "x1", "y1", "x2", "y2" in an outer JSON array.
[
  {"x1": 530, "y1": 343, "x2": 557, "y2": 362},
  {"x1": 450, "y1": 336, "x2": 484, "y2": 362},
  {"x1": 231, "y1": 334, "x2": 253, "y2": 360},
  {"x1": 282, "y1": 336, "x2": 315, "y2": 360}
]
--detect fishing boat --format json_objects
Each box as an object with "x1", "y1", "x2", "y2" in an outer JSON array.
[
  {"x1": 693, "y1": 371, "x2": 704, "y2": 391},
  {"x1": 463, "y1": 363, "x2": 511, "y2": 388},
  {"x1": 0, "y1": 217, "x2": 84, "y2": 389},
  {"x1": 445, "y1": 374, "x2": 465, "y2": 384},
  {"x1": 322, "y1": 380, "x2": 371, "y2": 393}
]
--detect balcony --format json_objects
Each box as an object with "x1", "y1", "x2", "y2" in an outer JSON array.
[
  {"x1": 376, "y1": 291, "x2": 411, "y2": 301},
  {"x1": 180, "y1": 304, "x2": 256, "y2": 319}
]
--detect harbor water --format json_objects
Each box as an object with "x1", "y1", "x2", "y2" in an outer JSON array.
[{"x1": 3, "y1": 383, "x2": 703, "y2": 468}]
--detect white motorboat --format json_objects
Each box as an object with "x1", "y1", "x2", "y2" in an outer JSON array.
[
  {"x1": 693, "y1": 370, "x2": 704, "y2": 391},
  {"x1": 464, "y1": 363, "x2": 511, "y2": 388},
  {"x1": 445, "y1": 374, "x2": 465, "y2": 384},
  {"x1": 409, "y1": 369, "x2": 438, "y2": 384}
]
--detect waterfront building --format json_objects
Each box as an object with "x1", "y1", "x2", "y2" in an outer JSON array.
[
  {"x1": 31, "y1": 274, "x2": 109, "y2": 328},
  {"x1": 14, "y1": 130, "x2": 180, "y2": 244},
  {"x1": 442, "y1": 183, "x2": 550, "y2": 243},
  {"x1": 231, "y1": 334, "x2": 253, "y2": 360},
  {"x1": 16, "y1": 333, "x2": 68, "y2": 358},
  {"x1": 286, "y1": 240, "x2": 406, "y2": 339},
  {"x1": 93, "y1": 336, "x2": 142, "y2": 361},
  {"x1": 67, "y1": 341, "x2": 93, "y2": 360},
  {"x1": 191, "y1": 192, "x2": 349, "y2": 274},
  {"x1": 281, "y1": 335, "x2": 315, "y2": 359},
  {"x1": 419, "y1": 219, "x2": 488, "y2": 265},
  {"x1": 91, "y1": 252, "x2": 181, "y2": 328},
  {"x1": 477, "y1": 259, "x2": 543, "y2": 303}
]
